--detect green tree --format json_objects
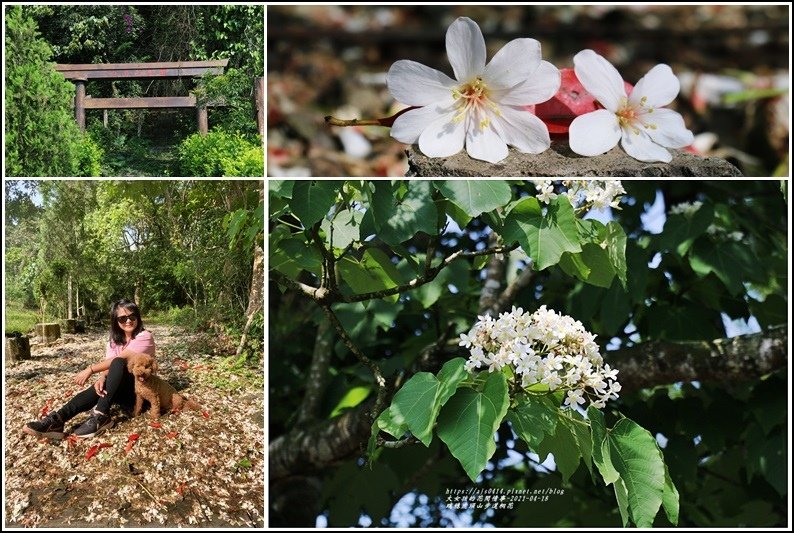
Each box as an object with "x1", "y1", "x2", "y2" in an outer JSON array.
[
  {"x1": 268, "y1": 180, "x2": 788, "y2": 527},
  {"x1": 4, "y1": 6, "x2": 95, "y2": 177}
]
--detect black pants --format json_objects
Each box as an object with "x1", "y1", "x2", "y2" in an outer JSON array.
[{"x1": 57, "y1": 357, "x2": 136, "y2": 421}]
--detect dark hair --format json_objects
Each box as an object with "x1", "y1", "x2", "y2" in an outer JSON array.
[{"x1": 109, "y1": 299, "x2": 144, "y2": 346}]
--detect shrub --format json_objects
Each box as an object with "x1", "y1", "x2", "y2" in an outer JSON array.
[
  {"x1": 75, "y1": 132, "x2": 104, "y2": 176},
  {"x1": 4, "y1": 6, "x2": 85, "y2": 176},
  {"x1": 177, "y1": 131, "x2": 263, "y2": 177}
]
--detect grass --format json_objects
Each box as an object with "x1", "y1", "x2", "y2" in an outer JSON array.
[{"x1": 4, "y1": 300, "x2": 53, "y2": 334}]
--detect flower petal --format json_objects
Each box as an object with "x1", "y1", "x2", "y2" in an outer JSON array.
[
  {"x1": 643, "y1": 108, "x2": 694, "y2": 148},
  {"x1": 492, "y1": 60, "x2": 561, "y2": 105},
  {"x1": 466, "y1": 122, "x2": 509, "y2": 163},
  {"x1": 620, "y1": 128, "x2": 673, "y2": 163},
  {"x1": 569, "y1": 109, "x2": 621, "y2": 156},
  {"x1": 629, "y1": 64, "x2": 680, "y2": 108},
  {"x1": 390, "y1": 98, "x2": 456, "y2": 144},
  {"x1": 418, "y1": 112, "x2": 466, "y2": 158},
  {"x1": 387, "y1": 60, "x2": 457, "y2": 106},
  {"x1": 573, "y1": 49, "x2": 626, "y2": 112},
  {"x1": 483, "y1": 38, "x2": 541, "y2": 89},
  {"x1": 492, "y1": 105, "x2": 550, "y2": 154},
  {"x1": 446, "y1": 17, "x2": 486, "y2": 82}
]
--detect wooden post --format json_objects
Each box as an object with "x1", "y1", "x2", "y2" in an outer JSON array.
[
  {"x1": 35, "y1": 323, "x2": 61, "y2": 344},
  {"x1": 75, "y1": 78, "x2": 86, "y2": 132},
  {"x1": 5, "y1": 334, "x2": 31, "y2": 366},
  {"x1": 197, "y1": 103, "x2": 208, "y2": 136},
  {"x1": 254, "y1": 76, "x2": 264, "y2": 140}
]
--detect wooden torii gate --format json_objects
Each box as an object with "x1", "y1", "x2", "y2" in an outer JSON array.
[{"x1": 55, "y1": 60, "x2": 229, "y2": 135}]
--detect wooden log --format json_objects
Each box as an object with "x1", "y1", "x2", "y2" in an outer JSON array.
[
  {"x1": 35, "y1": 323, "x2": 61, "y2": 344},
  {"x1": 5, "y1": 334, "x2": 31, "y2": 366},
  {"x1": 61, "y1": 318, "x2": 76, "y2": 334}
]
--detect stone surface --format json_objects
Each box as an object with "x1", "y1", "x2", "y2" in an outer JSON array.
[{"x1": 406, "y1": 141, "x2": 742, "y2": 177}]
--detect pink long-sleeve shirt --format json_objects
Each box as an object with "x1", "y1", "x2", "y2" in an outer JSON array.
[{"x1": 105, "y1": 329, "x2": 156, "y2": 359}]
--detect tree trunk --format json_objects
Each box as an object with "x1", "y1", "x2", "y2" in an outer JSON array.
[
  {"x1": 135, "y1": 276, "x2": 142, "y2": 308},
  {"x1": 35, "y1": 323, "x2": 61, "y2": 344},
  {"x1": 67, "y1": 273, "x2": 73, "y2": 319},
  {"x1": 5, "y1": 335, "x2": 31, "y2": 366},
  {"x1": 236, "y1": 185, "x2": 265, "y2": 358}
]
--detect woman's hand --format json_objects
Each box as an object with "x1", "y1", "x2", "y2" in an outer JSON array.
[
  {"x1": 94, "y1": 375, "x2": 107, "y2": 397},
  {"x1": 74, "y1": 366, "x2": 93, "y2": 386}
]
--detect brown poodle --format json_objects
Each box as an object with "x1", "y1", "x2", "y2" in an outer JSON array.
[{"x1": 126, "y1": 353, "x2": 200, "y2": 418}]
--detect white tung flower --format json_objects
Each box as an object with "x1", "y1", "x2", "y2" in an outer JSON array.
[
  {"x1": 569, "y1": 49, "x2": 694, "y2": 163},
  {"x1": 387, "y1": 17, "x2": 561, "y2": 163}
]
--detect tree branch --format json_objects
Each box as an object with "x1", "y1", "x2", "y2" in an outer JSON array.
[
  {"x1": 610, "y1": 325, "x2": 787, "y2": 394},
  {"x1": 296, "y1": 315, "x2": 333, "y2": 425},
  {"x1": 269, "y1": 327, "x2": 787, "y2": 481},
  {"x1": 494, "y1": 265, "x2": 535, "y2": 315},
  {"x1": 478, "y1": 234, "x2": 506, "y2": 315},
  {"x1": 269, "y1": 242, "x2": 518, "y2": 305},
  {"x1": 322, "y1": 305, "x2": 386, "y2": 422}
]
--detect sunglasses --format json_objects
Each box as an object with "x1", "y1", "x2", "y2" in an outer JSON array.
[{"x1": 116, "y1": 315, "x2": 138, "y2": 324}]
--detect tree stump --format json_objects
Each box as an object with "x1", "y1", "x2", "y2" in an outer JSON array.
[
  {"x1": 6, "y1": 333, "x2": 31, "y2": 366},
  {"x1": 75, "y1": 320, "x2": 87, "y2": 334},
  {"x1": 61, "y1": 318, "x2": 77, "y2": 334},
  {"x1": 35, "y1": 322, "x2": 61, "y2": 344}
]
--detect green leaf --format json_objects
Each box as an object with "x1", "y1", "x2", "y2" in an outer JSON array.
[
  {"x1": 268, "y1": 179, "x2": 294, "y2": 198},
  {"x1": 376, "y1": 407, "x2": 408, "y2": 439},
  {"x1": 502, "y1": 195, "x2": 580, "y2": 271},
  {"x1": 607, "y1": 418, "x2": 666, "y2": 528},
  {"x1": 661, "y1": 460, "x2": 680, "y2": 525},
  {"x1": 371, "y1": 181, "x2": 437, "y2": 245},
  {"x1": 269, "y1": 238, "x2": 322, "y2": 278},
  {"x1": 749, "y1": 294, "x2": 787, "y2": 328},
  {"x1": 645, "y1": 302, "x2": 722, "y2": 341},
  {"x1": 587, "y1": 406, "x2": 620, "y2": 485},
  {"x1": 289, "y1": 180, "x2": 339, "y2": 227},
  {"x1": 567, "y1": 415, "x2": 594, "y2": 477},
  {"x1": 537, "y1": 413, "x2": 582, "y2": 483},
  {"x1": 605, "y1": 221, "x2": 627, "y2": 288},
  {"x1": 437, "y1": 371, "x2": 509, "y2": 482},
  {"x1": 656, "y1": 203, "x2": 714, "y2": 256},
  {"x1": 330, "y1": 385, "x2": 371, "y2": 418},
  {"x1": 388, "y1": 358, "x2": 468, "y2": 447},
  {"x1": 435, "y1": 180, "x2": 512, "y2": 217},
  {"x1": 506, "y1": 394, "x2": 558, "y2": 450},
  {"x1": 614, "y1": 477, "x2": 630, "y2": 527},
  {"x1": 411, "y1": 258, "x2": 469, "y2": 308},
  {"x1": 321, "y1": 208, "x2": 364, "y2": 251},
  {"x1": 689, "y1": 240, "x2": 755, "y2": 295},
  {"x1": 559, "y1": 243, "x2": 615, "y2": 288},
  {"x1": 437, "y1": 198, "x2": 472, "y2": 229},
  {"x1": 337, "y1": 249, "x2": 401, "y2": 301}
]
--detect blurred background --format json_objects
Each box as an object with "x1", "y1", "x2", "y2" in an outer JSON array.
[{"x1": 267, "y1": 5, "x2": 789, "y2": 177}]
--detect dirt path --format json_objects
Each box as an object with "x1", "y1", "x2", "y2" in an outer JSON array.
[{"x1": 4, "y1": 325, "x2": 264, "y2": 527}]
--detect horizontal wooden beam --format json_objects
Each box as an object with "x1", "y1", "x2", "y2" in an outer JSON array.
[
  {"x1": 55, "y1": 60, "x2": 229, "y2": 80},
  {"x1": 84, "y1": 96, "x2": 197, "y2": 109}
]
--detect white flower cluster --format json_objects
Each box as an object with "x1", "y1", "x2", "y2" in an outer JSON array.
[
  {"x1": 459, "y1": 306, "x2": 621, "y2": 409},
  {"x1": 668, "y1": 200, "x2": 703, "y2": 217},
  {"x1": 669, "y1": 202, "x2": 744, "y2": 241},
  {"x1": 706, "y1": 224, "x2": 744, "y2": 242},
  {"x1": 531, "y1": 180, "x2": 626, "y2": 210}
]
